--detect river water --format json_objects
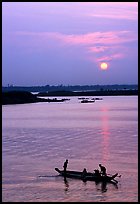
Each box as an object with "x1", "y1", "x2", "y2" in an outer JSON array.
[{"x1": 2, "y1": 96, "x2": 138, "y2": 202}]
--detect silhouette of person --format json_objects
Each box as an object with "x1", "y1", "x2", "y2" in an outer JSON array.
[
  {"x1": 81, "y1": 168, "x2": 87, "y2": 179},
  {"x1": 99, "y1": 164, "x2": 107, "y2": 176},
  {"x1": 94, "y1": 169, "x2": 101, "y2": 177},
  {"x1": 63, "y1": 159, "x2": 68, "y2": 176}
]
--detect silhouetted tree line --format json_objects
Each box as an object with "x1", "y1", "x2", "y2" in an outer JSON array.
[{"x1": 2, "y1": 84, "x2": 138, "y2": 93}]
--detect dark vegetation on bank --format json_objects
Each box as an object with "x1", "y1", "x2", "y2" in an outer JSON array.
[
  {"x1": 2, "y1": 89, "x2": 138, "y2": 105},
  {"x1": 2, "y1": 91, "x2": 69, "y2": 105}
]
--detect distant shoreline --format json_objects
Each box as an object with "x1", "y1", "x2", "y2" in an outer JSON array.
[
  {"x1": 37, "y1": 89, "x2": 138, "y2": 97},
  {"x1": 2, "y1": 89, "x2": 138, "y2": 105},
  {"x1": 2, "y1": 84, "x2": 138, "y2": 93}
]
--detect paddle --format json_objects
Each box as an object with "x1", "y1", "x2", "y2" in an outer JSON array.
[{"x1": 107, "y1": 173, "x2": 121, "y2": 178}]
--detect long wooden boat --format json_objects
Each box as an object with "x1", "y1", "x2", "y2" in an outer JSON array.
[{"x1": 55, "y1": 168, "x2": 118, "y2": 183}]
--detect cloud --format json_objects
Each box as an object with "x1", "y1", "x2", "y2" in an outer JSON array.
[
  {"x1": 47, "y1": 30, "x2": 137, "y2": 64},
  {"x1": 88, "y1": 46, "x2": 109, "y2": 53},
  {"x1": 96, "y1": 53, "x2": 125, "y2": 63},
  {"x1": 84, "y1": 2, "x2": 138, "y2": 21},
  {"x1": 89, "y1": 13, "x2": 137, "y2": 21},
  {"x1": 3, "y1": 2, "x2": 137, "y2": 21},
  {"x1": 14, "y1": 30, "x2": 137, "y2": 64},
  {"x1": 58, "y1": 31, "x2": 137, "y2": 45},
  {"x1": 15, "y1": 30, "x2": 137, "y2": 45}
]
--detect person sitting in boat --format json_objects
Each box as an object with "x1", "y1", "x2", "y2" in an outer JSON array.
[
  {"x1": 63, "y1": 159, "x2": 68, "y2": 175},
  {"x1": 94, "y1": 169, "x2": 101, "y2": 177},
  {"x1": 99, "y1": 164, "x2": 107, "y2": 176},
  {"x1": 81, "y1": 168, "x2": 87, "y2": 179}
]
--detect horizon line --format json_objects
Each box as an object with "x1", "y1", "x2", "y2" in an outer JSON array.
[{"x1": 2, "y1": 83, "x2": 138, "y2": 87}]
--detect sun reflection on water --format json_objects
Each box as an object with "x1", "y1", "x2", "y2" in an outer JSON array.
[{"x1": 101, "y1": 107, "x2": 110, "y2": 163}]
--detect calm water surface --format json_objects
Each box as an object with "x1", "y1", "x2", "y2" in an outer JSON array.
[{"x1": 2, "y1": 96, "x2": 138, "y2": 202}]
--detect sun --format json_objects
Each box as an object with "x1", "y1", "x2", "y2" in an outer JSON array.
[{"x1": 100, "y1": 62, "x2": 108, "y2": 70}]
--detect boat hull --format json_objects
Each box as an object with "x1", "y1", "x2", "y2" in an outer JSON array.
[{"x1": 55, "y1": 168, "x2": 118, "y2": 183}]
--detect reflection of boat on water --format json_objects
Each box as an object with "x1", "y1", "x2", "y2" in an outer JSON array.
[
  {"x1": 63, "y1": 177, "x2": 118, "y2": 193},
  {"x1": 55, "y1": 168, "x2": 118, "y2": 184},
  {"x1": 64, "y1": 177, "x2": 69, "y2": 192},
  {"x1": 95, "y1": 180, "x2": 118, "y2": 193}
]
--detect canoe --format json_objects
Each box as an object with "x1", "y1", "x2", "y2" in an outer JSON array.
[{"x1": 55, "y1": 168, "x2": 118, "y2": 183}]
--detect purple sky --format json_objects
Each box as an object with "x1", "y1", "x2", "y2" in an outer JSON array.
[{"x1": 2, "y1": 2, "x2": 138, "y2": 86}]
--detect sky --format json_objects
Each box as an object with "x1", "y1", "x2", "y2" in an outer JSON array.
[{"x1": 2, "y1": 2, "x2": 138, "y2": 86}]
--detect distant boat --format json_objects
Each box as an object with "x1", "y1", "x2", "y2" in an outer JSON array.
[
  {"x1": 92, "y1": 97, "x2": 103, "y2": 100},
  {"x1": 78, "y1": 97, "x2": 89, "y2": 100},
  {"x1": 81, "y1": 99, "x2": 95, "y2": 103}
]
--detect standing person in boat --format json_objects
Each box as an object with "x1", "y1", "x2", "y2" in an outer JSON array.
[
  {"x1": 63, "y1": 159, "x2": 68, "y2": 176},
  {"x1": 99, "y1": 164, "x2": 107, "y2": 176},
  {"x1": 81, "y1": 168, "x2": 87, "y2": 179}
]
